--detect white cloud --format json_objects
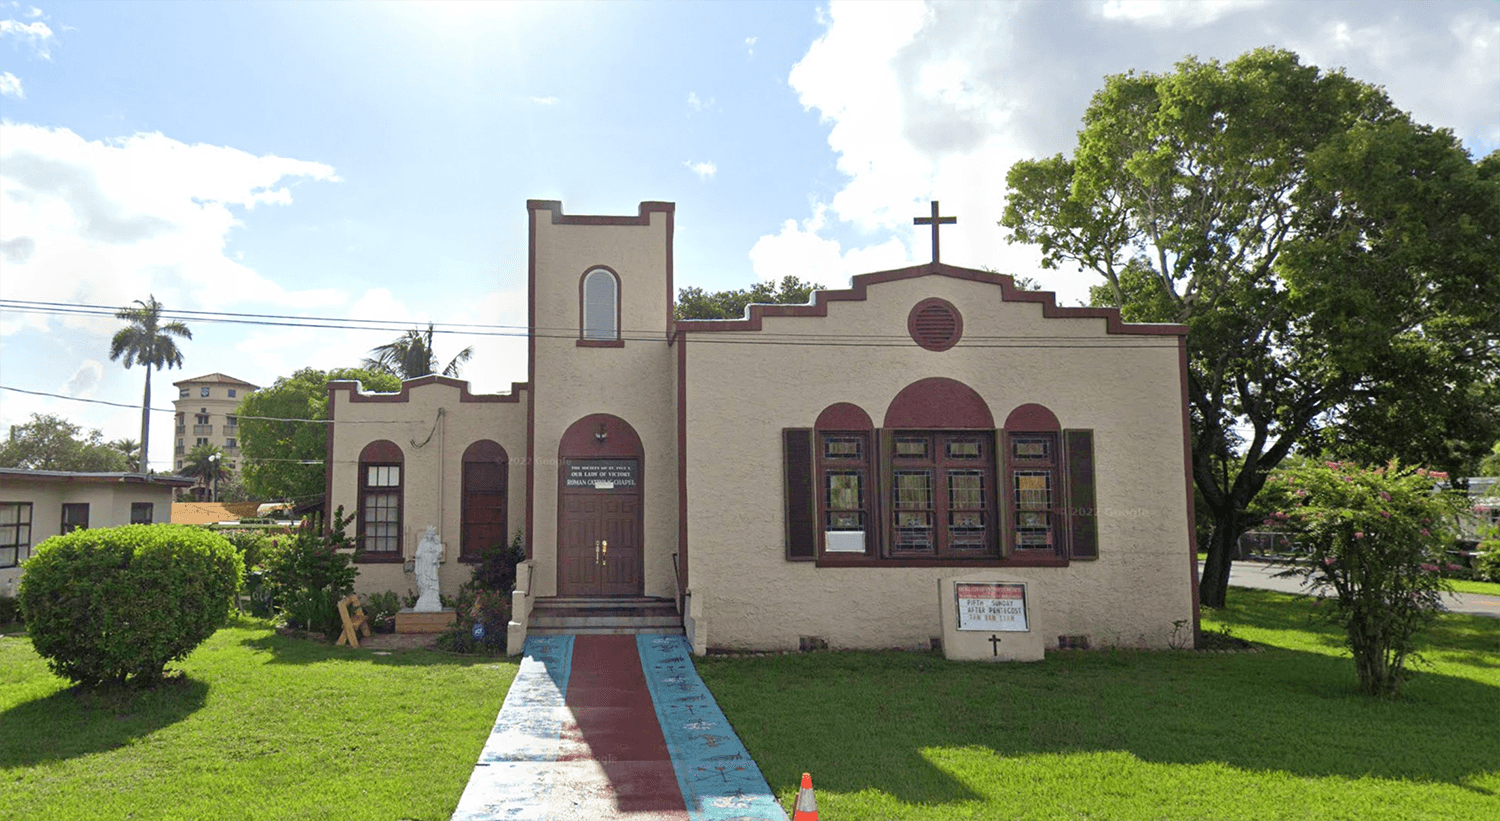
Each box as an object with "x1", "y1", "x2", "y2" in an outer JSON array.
[
  {"x1": 768, "y1": 0, "x2": 1500, "y2": 308},
  {"x1": 749, "y1": 207, "x2": 910, "y2": 286},
  {"x1": 1099, "y1": 0, "x2": 1269, "y2": 27},
  {"x1": 0, "y1": 17, "x2": 54, "y2": 59},
  {"x1": 0, "y1": 70, "x2": 22, "y2": 98},
  {"x1": 687, "y1": 91, "x2": 713, "y2": 112},
  {"x1": 62, "y1": 360, "x2": 103, "y2": 398},
  {"x1": 745, "y1": 36, "x2": 757, "y2": 58},
  {"x1": 684, "y1": 160, "x2": 717, "y2": 180},
  {"x1": 530, "y1": 96, "x2": 558, "y2": 105},
  {"x1": 0, "y1": 124, "x2": 341, "y2": 332}
]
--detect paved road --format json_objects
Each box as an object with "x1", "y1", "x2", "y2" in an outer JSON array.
[{"x1": 1203, "y1": 560, "x2": 1500, "y2": 619}]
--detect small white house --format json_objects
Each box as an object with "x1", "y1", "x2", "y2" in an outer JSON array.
[{"x1": 0, "y1": 469, "x2": 196, "y2": 596}]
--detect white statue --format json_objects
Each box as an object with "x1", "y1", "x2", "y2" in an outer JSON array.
[{"x1": 413, "y1": 526, "x2": 444, "y2": 612}]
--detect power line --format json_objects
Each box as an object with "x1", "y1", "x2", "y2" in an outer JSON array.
[
  {"x1": 0, "y1": 297, "x2": 1182, "y2": 346},
  {"x1": 0, "y1": 384, "x2": 435, "y2": 423}
]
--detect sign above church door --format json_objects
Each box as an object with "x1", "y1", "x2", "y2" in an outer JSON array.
[{"x1": 564, "y1": 459, "x2": 639, "y2": 491}]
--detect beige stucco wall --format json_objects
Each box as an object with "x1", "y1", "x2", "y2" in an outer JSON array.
[
  {"x1": 0, "y1": 477, "x2": 179, "y2": 597},
  {"x1": 327, "y1": 379, "x2": 528, "y2": 602},
  {"x1": 529, "y1": 207, "x2": 680, "y2": 600},
  {"x1": 682, "y1": 273, "x2": 1195, "y2": 651}
]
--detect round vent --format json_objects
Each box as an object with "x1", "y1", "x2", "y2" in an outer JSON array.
[{"x1": 908, "y1": 298, "x2": 963, "y2": 351}]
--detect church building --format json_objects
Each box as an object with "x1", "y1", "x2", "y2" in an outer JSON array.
[{"x1": 326, "y1": 200, "x2": 1199, "y2": 655}]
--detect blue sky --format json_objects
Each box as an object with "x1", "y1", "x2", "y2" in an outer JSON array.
[{"x1": 2, "y1": 0, "x2": 1497, "y2": 473}]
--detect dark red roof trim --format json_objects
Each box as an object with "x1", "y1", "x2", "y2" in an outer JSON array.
[
  {"x1": 673, "y1": 262, "x2": 1187, "y2": 337},
  {"x1": 527, "y1": 199, "x2": 675, "y2": 226}
]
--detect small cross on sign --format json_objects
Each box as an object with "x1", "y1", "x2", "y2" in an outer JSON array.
[
  {"x1": 914, "y1": 201, "x2": 956, "y2": 263},
  {"x1": 988, "y1": 634, "x2": 1002, "y2": 657}
]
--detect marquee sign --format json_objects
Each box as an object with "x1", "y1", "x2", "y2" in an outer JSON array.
[
  {"x1": 955, "y1": 581, "x2": 1029, "y2": 632},
  {"x1": 564, "y1": 459, "x2": 639, "y2": 491}
]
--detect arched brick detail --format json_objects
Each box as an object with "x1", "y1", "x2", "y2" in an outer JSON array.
[
  {"x1": 558, "y1": 413, "x2": 643, "y2": 459},
  {"x1": 1004, "y1": 403, "x2": 1061, "y2": 431},
  {"x1": 360, "y1": 440, "x2": 403, "y2": 462},
  {"x1": 885, "y1": 377, "x2": 994, "y2": 429},
  {"x1": 815, "y1": 402, "x2": 874, "y2": 430},
  {"x1": 463, "y1": 440, "x2": 508, "y2": 463}
]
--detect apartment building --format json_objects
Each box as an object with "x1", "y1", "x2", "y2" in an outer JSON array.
[{"x1": 171, "y1": 373, "x2": 259, "y2": 473}]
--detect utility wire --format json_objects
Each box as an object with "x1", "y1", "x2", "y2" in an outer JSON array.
[
  {"x1": 0, "y1": 298, "x2": 1182, "y2": 346},
  {"x1": 0, "y1": 384, "x2": 450, "y2": 423}
]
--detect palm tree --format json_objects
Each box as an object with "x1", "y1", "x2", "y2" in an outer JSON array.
[
  {"x1": 180, "y1": 443, "x2": 231, "y2": 501},
  {"x1": 109, "y1": 295, "x2": 192, "y2": 473},
  {"x1": 362, "y1": 322, "x2": 473, "y2": 380},
  {"x1": 111, "y1": 438, "x2": 142, "y2": 472}
]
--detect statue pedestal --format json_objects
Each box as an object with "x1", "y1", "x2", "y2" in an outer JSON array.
[{"x1": 395, "y1": 608, "x2": 455, "y2": 634}]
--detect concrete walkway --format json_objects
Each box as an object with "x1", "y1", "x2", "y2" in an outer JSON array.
[
  {"x1": 1206, "y1": 559, "x2": 1500, "y2": 618},
  {"x1": 451, "y1": 635, "x2": 788, "y2": 821}
]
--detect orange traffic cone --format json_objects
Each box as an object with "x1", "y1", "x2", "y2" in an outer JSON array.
[{"x1": 793, "y1": 771, "x2": 818, "y2": 821}]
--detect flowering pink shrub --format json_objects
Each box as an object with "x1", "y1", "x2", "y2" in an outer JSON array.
[{"x1": 1258, "y1": 460, "x2": 1463, "y2": 697}]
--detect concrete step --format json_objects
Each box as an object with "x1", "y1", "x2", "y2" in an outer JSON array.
[
  {"x1": 540, "y1": 596, "x2": 677, "y2": 607},
  {"x1": 530, "y1": 615, "x2": 682, "y2": 629},
  {"x1": 527, "y1": 596, "x2": 683, "y2": 637},
  {"x1": 527, "y1": 625, "x2": 685, "y2": 636}
]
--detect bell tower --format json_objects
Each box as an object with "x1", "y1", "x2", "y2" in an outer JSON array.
[{"x1": 524, "y1": 200, "x2": 679, "y2": 600}]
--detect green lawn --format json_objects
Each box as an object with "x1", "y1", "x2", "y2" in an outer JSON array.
[
  {"x1": 1450, "y1": 578, "x2": 1500, "y2": 596},
  {"x1": 0, "y1": 617, "x2": 514, "y2": 821},
  {"x1": 2, "y1": 594, "x2": 1496, "y2": 820},
  {"x1": 699, "y1": 590, "x2": 1500, "y2": 821}
]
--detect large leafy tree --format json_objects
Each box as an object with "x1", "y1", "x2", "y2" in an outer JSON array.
[
  {"x1": 109, "y1": 295, "x2": 192, "y2": 473},
  {"x1": 1001, "y1": 48, "x2": 1500, "y2": 608},
  {"x1": 0, "y1": 413, "x2": 129, "y2": 472},
  {"x1": 180, "y1": 443, "x2": 232, "y2": 501},
  {"x1": 236, "y1": 367, "x2": 401, "y2": 502},
  {"x1": 675, "y1": 275, "x2": 824, "y2": 320},
  {"x1": 362, "y1": 323, "x2": 473, "y2": 380}
]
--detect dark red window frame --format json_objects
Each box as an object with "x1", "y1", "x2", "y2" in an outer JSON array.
[
  {"x1": 356, "y1": 440, "x2": 404, "y2": 562},
  {"x1": 789, "y1": 394, "x2": 1094, "y2": 567},
  {"x1": 1005, "y1": 431, "x2": 1063, "y2": 558},
  {"x1": 816, "y1": 431, "x2": 872, "y2": 556},
  {"x1": 889, "y1": 430, "x2": 998, "y2": 558}
]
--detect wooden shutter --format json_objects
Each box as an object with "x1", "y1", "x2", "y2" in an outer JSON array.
[
  {"x1": 783, "y1": 428, "x2": 817, "y2": 561},
  {"x1": 1065, "y1": 429, "x2": 1098, "y2": 560},
  {"x1": 873, "y1": 429, "x2": 894, "y2": 557},
  {"x1": 994, "y1": 429, "x2": 1006, "y2": 556}
]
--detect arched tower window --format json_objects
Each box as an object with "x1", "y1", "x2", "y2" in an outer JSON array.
[{"x1": 581, "y1": 268, "x2": 620, "y2": 342}]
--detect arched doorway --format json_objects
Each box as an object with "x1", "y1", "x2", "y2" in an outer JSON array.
[{"x1": 557, "y1": 413, "x2": 643, "y2": 596}]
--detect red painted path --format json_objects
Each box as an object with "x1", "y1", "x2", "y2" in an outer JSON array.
[{"x1": 546, "y1": 635, "x2": 690, "y2": 819}]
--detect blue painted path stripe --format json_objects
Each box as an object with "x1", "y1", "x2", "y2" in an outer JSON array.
[
  {"x1": 450, "y1": 635, "x2": 575, "y2": 821},
  {"x1": 637, "y1": 635, "x2": 789, "y2": 821}
]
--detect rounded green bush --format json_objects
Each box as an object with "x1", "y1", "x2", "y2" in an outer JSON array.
[{"x1": 18, "y1": 524, "x2": 243, "y2": 686}]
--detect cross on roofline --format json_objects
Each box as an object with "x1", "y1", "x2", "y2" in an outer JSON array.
[{"x1": 914, "y1": 200, "x2": 956, "y2": 263}]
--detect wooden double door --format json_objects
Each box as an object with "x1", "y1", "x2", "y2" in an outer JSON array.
[{"x1": 558, "y1": 488, "x2": 642, "y2": 596}]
